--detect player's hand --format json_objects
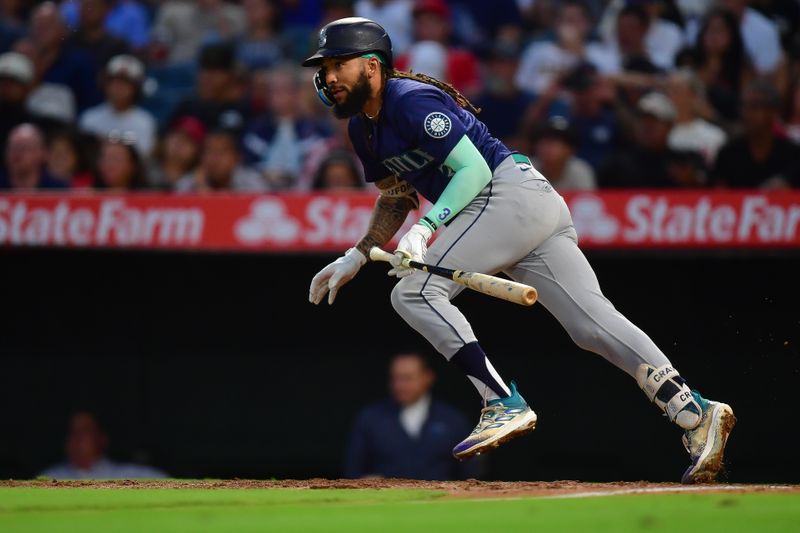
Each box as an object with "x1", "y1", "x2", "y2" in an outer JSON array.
[
  {"x1": 309, "y1": 248, "x2": 367, "y2": 305},
  {"x1": 389, "y1": 223, "x2": 432, "y2": 278}
]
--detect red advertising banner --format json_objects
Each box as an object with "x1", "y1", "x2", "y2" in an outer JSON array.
[{"x1": 1, "y1": 191, "x2": 799, "y2": 252}]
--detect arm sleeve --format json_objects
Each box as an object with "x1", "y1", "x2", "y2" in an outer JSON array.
[{"x1": 420, "y1": 134, "x2": 492, "y2": 230}]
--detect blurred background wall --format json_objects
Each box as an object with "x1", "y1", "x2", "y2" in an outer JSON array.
[{"x1": 2, "y1": 248, "x2": 797, "y2": 482}]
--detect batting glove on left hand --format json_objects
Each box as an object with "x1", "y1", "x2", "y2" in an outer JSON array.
[
  {"x1": 309, "y1": 248, "x2": 367, "y2": 305},
  {"x1": 389, "y1": 223, "x2": 433, "y2": 278}
]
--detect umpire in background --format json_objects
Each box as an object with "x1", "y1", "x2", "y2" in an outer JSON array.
[{"x1": 344, "y1": 352, "x2": 480, "y2": 480}]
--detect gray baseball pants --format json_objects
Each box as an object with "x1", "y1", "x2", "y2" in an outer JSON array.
[{"x1": 391, "y1": 155, "x2": 672, "y2": 380}]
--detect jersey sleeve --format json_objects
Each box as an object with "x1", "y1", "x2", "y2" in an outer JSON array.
[
  {"x1": 391, "y1": 87, "x2": 469, "y2": 165},
  {"x1": 347, "y1": 118, "x2": 387, "y2": 183}
]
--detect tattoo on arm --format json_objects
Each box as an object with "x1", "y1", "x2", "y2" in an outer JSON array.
[{"x1": 355, "y1": 194, "x2": 416, "y2": 258}]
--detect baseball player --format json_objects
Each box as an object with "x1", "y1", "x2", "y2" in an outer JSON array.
[{"x1": 305, "y1": 17, "x2": 735, "y2": 483}]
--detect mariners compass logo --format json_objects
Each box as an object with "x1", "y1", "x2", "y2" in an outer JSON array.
[
  {"x1": 424, "y1": 112, "x2": 452, "y2": 139},
  {"x1": 318, "y1": 29, "x2": 327, "y2": 47}
]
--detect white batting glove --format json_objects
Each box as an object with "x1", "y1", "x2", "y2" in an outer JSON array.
[
  {"x1": 309, "y1": 248, "x2": 367, "y2": 305},
  {"x1": 389, "y1": 223, "x2": 433, "y2": 278}
]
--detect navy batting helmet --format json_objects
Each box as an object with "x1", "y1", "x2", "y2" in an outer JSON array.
[{"x1": 302, "y1": 17, "x2": 393, "y2": 68}]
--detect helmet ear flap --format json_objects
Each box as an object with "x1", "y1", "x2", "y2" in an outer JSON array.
[{"x1": 314, "y1": 70, "x2": 334, "y2": 107}]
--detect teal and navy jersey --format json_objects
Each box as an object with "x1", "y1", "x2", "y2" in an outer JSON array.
[{"x1": 348, "y1": 78, "x2": 512, "y2": 203}]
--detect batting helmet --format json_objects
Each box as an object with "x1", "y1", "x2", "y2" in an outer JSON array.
[{"x1": 302, "y1": 17, "x2": 393, "y2": 68}]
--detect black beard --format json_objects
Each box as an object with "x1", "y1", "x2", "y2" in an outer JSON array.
[{"x1": 332, "y1": 72, "x2": 372, "y2": 119}]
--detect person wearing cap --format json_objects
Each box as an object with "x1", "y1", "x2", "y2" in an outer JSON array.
[
  {"x1": 515, "y1": 0, "x2": 619, "y2": 96},
  {"x1": 394, "y1": 0, "x2": 481, "y2": 96},
  {"x1": 170, "y1": 42, "x2": 250, "y2": 137},
  {"x1": 598, "y1": 90, "x2": 680, "y2": 187},
  {"x1": 149, "y1": 116, "x2": 207, "y2": 189},
  {"x1": 531, "y1": 116, "x2": 596, "y2": 191},
  {"x1": 78, "y1": 54, "x2": 156, "y2": 156},
  {"x1": 0, "y1": 51, "x2": 37, "y2": 148}
]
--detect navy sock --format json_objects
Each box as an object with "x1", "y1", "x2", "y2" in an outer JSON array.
[{"x1": 450, "y1": 342, "x2": 511, "y2": 401}]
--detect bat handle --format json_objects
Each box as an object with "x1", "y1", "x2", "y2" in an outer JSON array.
[{"x1": 368, "y1": 247, "x2": 413, "y2": 268}]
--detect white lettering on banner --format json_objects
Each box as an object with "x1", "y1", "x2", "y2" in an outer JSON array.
[
  {"x1": 0, "y1": 198, "x2": 204, "y2": 246},
  {"x1": 305, "y1": 197, "x2": 372, "y2": 245},
  {"x1": 621, "y1": 195, "x2": 800, "y2": 244}
]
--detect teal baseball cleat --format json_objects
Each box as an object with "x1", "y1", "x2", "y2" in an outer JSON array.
[
  {"x1": 681, "y1": 391, "x2": 736, "y2": 484},
  {"x1": 453, "y1": 382, "x2": 537, "y2": 461}
]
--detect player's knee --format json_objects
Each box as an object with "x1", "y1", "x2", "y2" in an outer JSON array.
[
  {"x1": 390, "y1": 281, "x2": 416, "y2": 319},
  {"x1": 567, "y1": 323, "x2": 605, "y2": 352}
]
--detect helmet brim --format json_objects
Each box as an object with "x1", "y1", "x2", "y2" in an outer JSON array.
[{"x1": 302, "y1": 48, "x2": 363, "y2": 67}]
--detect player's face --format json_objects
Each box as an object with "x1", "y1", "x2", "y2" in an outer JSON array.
[{"x1": 321, "y1": 57, "x2": 372, "y2": 119}]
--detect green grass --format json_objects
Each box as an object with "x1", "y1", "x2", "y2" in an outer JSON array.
[{"x1": 0, "y1": 487, "x2": 798, "y2": 532}]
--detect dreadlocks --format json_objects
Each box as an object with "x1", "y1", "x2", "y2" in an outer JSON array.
[{"x1": 384, "y1": 67, "x2": 481, "y2": 115}]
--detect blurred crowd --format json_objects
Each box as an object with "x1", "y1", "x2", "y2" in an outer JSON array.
[{"x1": 2, "y1": 0, "x2": 800, "y2": 193}]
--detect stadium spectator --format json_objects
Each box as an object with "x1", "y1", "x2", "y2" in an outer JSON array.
[
  {"x1": 0, "y1": 51, "x2": 36, "y2": 147},
  {"x1": 151, "y1": 0, "x2": 246, "y2": 65},
  {"x1": 666, "y1": 69, "x2": 727, "y2": 166},
  {"x1": 170, "y1": 42, "x2": 250, "y2": 137},
  {"x1": 395, "y1": 0, "x2": 481, "y2": 95},
  {"x1": 473, "y1": 41, "x2": 534, "y2": 145},
  {"x1": 613, "y1": 4, "x2": 659, "y2": 72},
  {"x1": 449, "y1": 0, "x2": 523, "y2": 52},
  {"x1": 713, "y1": 80, "x2": 800, "y2": 188},
  {"x1": 598, "y1": 91, "x2": 680, "y2": 187},
  {"x1": 344, "y1": 352, "x2": 479, "y2": 480},
  {"x1": 61, "y1": 0, "x2": 151, "y2": 50},
  {"x1": 786, "y1": 81, "x2": 800, "y2": 145},
  {"x1": 79, "y1": 54, "x2": 157, "y2": 157},
  {"x1": 559, "y1": 62, "x2": 620, "y2": 171},
  {"x1": 23, "y1": 1, "x2": 101, "y2": 111},
  {"x1": 236, "y1": 0, "x2": 288, "y2": 71},
  {"x1": 599, "y1": 0, "x2": 684, "y2": 71},
  {"x1": 531, "y1": 116, "x2": 597, "y2": 191},
  {"x1": 1, "y1": 123, "x2": 67, "y2": 190},
  {"x1": 690, "y1": 8, "x2": 753, "y2": 124},
  {"x1": 66, "y1": 0, "x2": 131, "y2": 76},
  {"x1": 242, "y1": 65, "x2": 332, "y2": 189},
  {"x1": 46, "y1": 128, "x2": 96, "y2": 188},
  {"x1": 719, "y1": 0, "x2": 783, "y2": 76},
  {"x1": 95, "y1": 134, "x2": 148, "y2": 190},
  {"x1": 354, "y1": 0, "x2": 414, "y2": 56},
  {"x1": 40, "y1": 411, "x2": 167, "y2": 480},
  {"x1": 175, "y1": 129, "x2": 266, "y2": 192},
  {"x1": 0, "y1": 0, "x2": 27, "y2": 53},
  {"x1": 311, "y1": 150, "x2": 364, "y2": 190},
  {"x1": 149, "y1": 116, "x2": 206, "y2": 189},
  {"x1": 515, "y1": 0, "x2": 619, "y2": 96}
]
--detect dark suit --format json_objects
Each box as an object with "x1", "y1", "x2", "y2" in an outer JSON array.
[{"x1": 344, "y1": 398, "x2": 480, "y2": 480}]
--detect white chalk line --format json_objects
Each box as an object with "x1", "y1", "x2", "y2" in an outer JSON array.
[
  {"x1": 538, "y1": 484, "x2": 793, "y2": 500},
  {"x1": 408, "y1": 485, "x2": 796, "y2": 504}
]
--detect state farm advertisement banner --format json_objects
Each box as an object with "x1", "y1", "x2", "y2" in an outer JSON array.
[{"x1": 1, "y1": 191, "x2": 799, "y2": 251}]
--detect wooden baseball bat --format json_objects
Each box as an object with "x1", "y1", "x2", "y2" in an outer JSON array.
[{"x1": 369, "y1": 247, "x2": 538, "y2": 306}]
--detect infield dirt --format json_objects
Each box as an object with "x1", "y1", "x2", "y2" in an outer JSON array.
[{"x1": 2, "y1": 479, "x2": 796, "y2": 500}]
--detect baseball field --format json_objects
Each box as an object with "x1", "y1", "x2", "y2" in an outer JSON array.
[{"x1": 2, "y1": 479, "x2": 798, "y2": 532}]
